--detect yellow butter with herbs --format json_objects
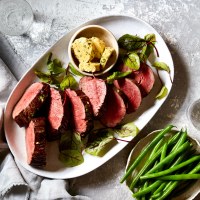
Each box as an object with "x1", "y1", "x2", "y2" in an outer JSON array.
[
  {"x1": 72, "y1": 36, "x2": 114, "y2": 73},
  {"x1": 79, "y1": 62, "x2": 100, "y2": 72},
  {"x1": 100, "y1": 47, "x2": 114, "y2": 68},
  {"x1": 72, "y1": 37, "x2": 95, "y2": 63}
]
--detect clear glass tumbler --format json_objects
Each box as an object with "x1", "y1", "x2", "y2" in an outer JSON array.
[
  {"x1": 0, "y1": 0, "x2": 33, "y2": 36},
  {"x1": 187, "y1": 99, "x2": 200, "y2": 130}
]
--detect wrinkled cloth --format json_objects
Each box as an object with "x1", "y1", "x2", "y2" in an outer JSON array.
[
  {"x1": 0, "y1": 152, "x2": 90, "y2": 200},
  {"x1": 0, "y1": 58, "x2": 17, "y2": 106},
  {"x1": 0, "y1": 58, "x2": 91, "y2": 200}
]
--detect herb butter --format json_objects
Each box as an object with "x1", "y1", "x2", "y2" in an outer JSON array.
[{"x1": 71, "y1": 36, "x2": 114, "y2": 73}]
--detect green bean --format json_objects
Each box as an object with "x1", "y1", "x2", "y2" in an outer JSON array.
[
  {"x1": 157, "y1": 162, "x2": 200, "y2": 200},
  {"x1": 129, "y1": 132, "x2": 184, "y2": 190},
  {"x1": 129, "y1": 147, "x2": 163, "y2": 190},
  {"x1": 141, "y1": 181, "x2": 148, "y2": 200},
  {"x1": 145, "y1": 141, "x2": 190, "y2": 175},
  {"x1": 158, "y1": 174, "x2": 200, "y2": 180},
  {"x1": 120, "y1": 125, "x2": 174, "y2": 183},
  {"x1": 189, "y1": 161, "x2": 200, "y2": 173},
  {"x1": 140, "y1": 155, "x2": 200, "y2": 179},
  {"x1": 157, "y1": 181, "x2": 177, "y2": 200},
  {"x1": 132, "y1": 180, "x2": 162, "y2": 198},
  {"x1": 160, "y1": 143, "x2": 167, "y2": 161},
  {"x1": 170, "y1": 130, "x2": 187, "y2": 153},
  {"x1": 149, "y1": 138, "x2": 164, "y2": 160},
  {"x1": 151, "y1": 182, "x2": 166, "y2": 196}
]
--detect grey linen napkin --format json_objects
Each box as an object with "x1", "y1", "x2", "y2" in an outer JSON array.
[{"x1": 0, "y1": 56, "x2": 91, "y2": 200}]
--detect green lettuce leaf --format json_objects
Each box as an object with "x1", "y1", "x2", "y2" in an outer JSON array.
[
  {"x1": 85, "y1": 129, "x2": 118, "y2": 157},
  {"x1": 114, "y1": 122, "x2": 139, "y2": 138}
]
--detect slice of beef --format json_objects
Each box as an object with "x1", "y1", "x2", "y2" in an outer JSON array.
[
  {"x1": 132, "y1": 63, "x2": 155, "y2": 97},
  {"x1": 114, "y1": 78, "x2": 142, "y2": 114},
  {"x1": 65, "y1": 89, "x2": 93, "y2": 136},
  {"x1": 79, "y1": 76, "x2": 107, "y2": 117},
  {"x1": 25, "y1": 117, "x2": 46, "y2": 168},
  {"x1": 47, "y1": 88, "x2": 69, "y2": 141},
  {"x1": 116, "y1": 62, "x2": 155, "y2": 97},
  {"x1": 100, "y1": 86, "x2": 126, "y2": 127},
  {"x1": 12, "y1": 82, "x2": 50, "y2": 127}
]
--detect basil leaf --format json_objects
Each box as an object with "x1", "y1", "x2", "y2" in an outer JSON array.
[
  {"x1": 85, "y1": 128, "x2": 117, "y2": 157},
  {"x1": 156, "y1": 86, "x2": 168, "y2": 99},
  {"x1": 59, "y1": 150, "x2": 84, "y2": 167},
  {"x1": 60, "y1": 74, "x2": 78, "y2": 90},
  {"x1": 153, "y1": 61, "x2": 170, "y2": 73},
  {"x1": 107, "y1": 71, "x2": 132, "y2": 84},
  {"x1": 69, "y1": 62, "x2": 84, "y2": 77},
  {"x1": 115, "y1": 122, "x2": 139, "y2": 138},
  {"x1": 123, "y1": 52, "x2": 140, "y2": 70},
  {"x1": 118, "y1": 34, "x2": 146, "y2": 51}
]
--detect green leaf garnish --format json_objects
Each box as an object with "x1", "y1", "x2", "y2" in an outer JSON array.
[
  {"x1": 118, "y1": 34, "x2": 146, "y2": 51},
  {"x1": 59, "y1": 150, "x2": 84, "y2": 167},
  {"x1": 123, "y1": 52, "x2": 140, "y2": 70},
  {"x1": 115, "y1": 122, "x2": 139, "y2": 138},
  {"x1": 153, "y1": 61, "x2": 170, "y2": 73},
  {"x1": 144, "y1": 33, "x2": 156, "y2": 44},
  {"x1": 60, "y1": 74, "x2": 78, "y2": 90},
  {"x1": 156, "y1": 86, "x2": 168, "y2": 99},
  {"x1": 59, "y1": 131, "x2": 85, "y2": 167},
  {"x1": 69, "y1": 62, "x2": 84, "y2": 77},
  {"x1": 34, "y1": 70, "x2": 51, "y2": 83},
  {"x1": 47, "y1": 52, "x2": 53, "y2": 64},
  {"x1": 47, "y1": 61, "x2": 65, "y2": 74},
  {"x1": 85, "y1": 129, "x2": 117, "y2": 157},
  {"x1": 107, "y1": 71, "x2": 132, "y2": 84}
]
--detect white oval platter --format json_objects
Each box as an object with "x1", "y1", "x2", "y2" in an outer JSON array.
[{"x1": 4, "y1": 15, "x2": 174, "y2": 179}]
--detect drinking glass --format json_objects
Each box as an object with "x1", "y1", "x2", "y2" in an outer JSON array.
[
  {"x1": 187, "y1": 99, "x2": 200, "y2": 130},
  {"x1": 0, "y1": 0, "x2": 33, "y2": 36}
]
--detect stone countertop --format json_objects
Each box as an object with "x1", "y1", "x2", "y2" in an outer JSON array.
[{"x1": 1, "y1": 0, "x2": 200, "y2": 199}]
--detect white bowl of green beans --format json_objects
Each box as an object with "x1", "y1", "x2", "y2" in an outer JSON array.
[{"x1": 121, "y1": 125, "x2": 200, "y2": 200}]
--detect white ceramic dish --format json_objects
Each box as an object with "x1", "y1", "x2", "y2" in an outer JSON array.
[
  {"x1": 68, "y1": 24, "x2": 119, "y2": 76},
  {"x1": 4, "y1": 15, "x2": 174, "y2": 179},
  {"x1": 126, "y1": 130, "x2": 200, "y2": 200}
]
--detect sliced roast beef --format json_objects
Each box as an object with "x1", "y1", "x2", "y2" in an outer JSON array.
[
  {"x1": 132, "y1": 63, "x2": 155, "y2": 96},
  {"x1": 65, "y1": 89, "x2": 93, "y2": 135},
  {"x1": 116, "y1": 62, "x2": 155, "y2": 97},
  {"x1": 79, "y1": 77, "x2": 107, "y2": 117},
  {"x1": 12, "y1": 82, "x2": 50, "y2": 127},
  {"x1": 114, "y1": 78, "x2": 142, "y2": 114},
  {"x1": 47, "y1": 88, "x2": 69, "y2": 141},
  {"x1": 25, "y1": 117, "x2": 46, "y2": 168},
  {"x1": 100, "y1": 86, "x2": 126, "y2": 127}
]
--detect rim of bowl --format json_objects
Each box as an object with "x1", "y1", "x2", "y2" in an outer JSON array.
[{"x1": 68, "y1": 24, "x2": 119, "y2": 76}]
